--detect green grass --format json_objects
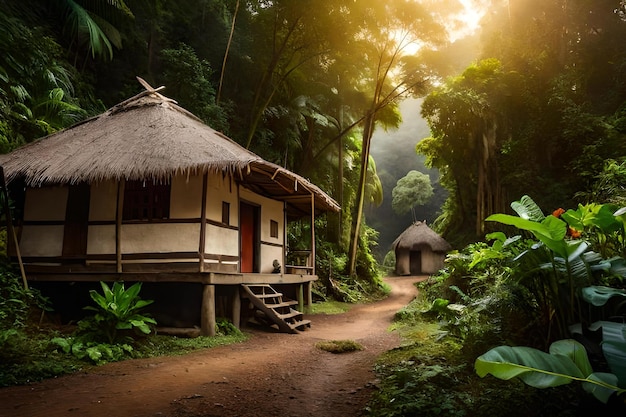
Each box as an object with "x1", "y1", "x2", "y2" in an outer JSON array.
[
  {"x1": 0, "y1": 326, "x2": 248, "y2": 387},
  {"x1": 315, "y1": 339, "x2": 363, "y2": 353},
  {"x1": 135, "y1": 333, "x2": 248, "y2": 357},
  {"x1": 308, "y1": 300, "x2": 352, "y2": 315}
]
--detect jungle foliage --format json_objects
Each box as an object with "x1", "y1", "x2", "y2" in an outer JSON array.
[
  {"x1": 418, "y1": 0, "x2": 626, "y2": 246},
  {"x1": 0, "y1": 272, "x2": 245, "y2": 385},
  {"x1": 0, "y1": 0, "x2": 464, "y2": 288},
  {"x1": 372, "y1": 194, "x2": 626, "y2": 415}
]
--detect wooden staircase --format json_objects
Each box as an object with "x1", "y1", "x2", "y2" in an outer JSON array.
[{"x1": 241, "y1": 284, "x2": 311, "y2": 333}]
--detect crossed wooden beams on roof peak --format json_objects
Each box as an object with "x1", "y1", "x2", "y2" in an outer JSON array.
[{"x1": 114, "y1": 76, "x2": 178, "y2": 110}]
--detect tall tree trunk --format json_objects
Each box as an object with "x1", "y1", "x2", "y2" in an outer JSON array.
[
  {"x1": 348, "y1": 111, "x2": 375, "y2": 277},
  {"x1": 217, "y1": 0, "x2": 239, "y2": 104}
]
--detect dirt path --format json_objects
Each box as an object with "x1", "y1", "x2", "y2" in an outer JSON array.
[{"x1": 0, "y1": 276, "x2": 422, "y2": 417}]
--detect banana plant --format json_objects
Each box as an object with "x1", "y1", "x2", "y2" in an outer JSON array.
[
  {"x1": 485, "y1": 195, "x2": 604, "y2": 339},
  {"x1": 80, "y1": 281, "x2": 156, "y2": 344},
  {"x1": 475, "y1": 339, "x2": 625, "y2": 404}
]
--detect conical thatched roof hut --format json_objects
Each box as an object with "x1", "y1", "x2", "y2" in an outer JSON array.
[
  {"x1": 0, "y1": 80, "x2": 340, "y2": 336},
  {"x1": 392, "y1": 221, "x2": 451, "y2": 275},
  {"x1": 0, "y1": 82, "x2": 339, "y2": 217}
]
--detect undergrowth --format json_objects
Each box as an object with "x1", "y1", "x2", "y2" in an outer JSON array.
[
  {"x1": 1, "y1": 326, "x2": 248, "y2": 387},
  {"x1": 0, "y1": 267, "x2": 248, "y2": 386},
  {"x1": 367, "y1": 294, "x2": 608, "y2": 416}
]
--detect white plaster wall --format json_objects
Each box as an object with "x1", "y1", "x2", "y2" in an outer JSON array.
[
  {"x1": 206, "y1": 175, "x2": 238, "y2": 225},
  {"x1": 239, "y1": 187, "x2": 284, "y2": 243},
  {"x1": 89, "y1": 180, "x2": 117, "y2": 221},
  {"x1": 239, "y1": 186, "x2": 285, "y2": 271},
  {"x1": 24, "y1": 186, "x2": 68, "y2": 221},
  {"x1": 204, "y1": 224, "x2": 238, "y2": 256},
  {"x1": 171, "y1": 174, "x2": 202, "y2": 219},
  {"x1": 20, "y1": 225, "x2": 64, "y2": 256},
  {"x1": 121, "y1": 223, "x2": 200, "y2": 253},
  {"x1": 86, "y1": 225, "x2": 116, "y2": 254},
  {"x1": 261, "y1": 244, "x2": 283, "y2": 273}
]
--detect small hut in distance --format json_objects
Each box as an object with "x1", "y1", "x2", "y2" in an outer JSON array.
[{"x1": 392, "y1": 221, "x2": 451, "y2": 275}]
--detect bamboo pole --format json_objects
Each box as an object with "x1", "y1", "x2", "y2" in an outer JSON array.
[
  {"x1": 199, "y1": 172, "x2": 208, "y2": 272},
  {"x1": 0, "y1": 167, "x2": 27, "y2": 289},
  {"x1": 310, "y1": 192, "x2": 315, "y2": 276},
  {"x1": 116, "y1": 179, "x2": 125, "y2": 273}
]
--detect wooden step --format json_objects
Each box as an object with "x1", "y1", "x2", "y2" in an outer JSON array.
[
  {"x1": 253, "y1": 292, "x2": 283, "y2": 299},
  {"x1": 265, "y1": 300, "x2": 298, "y2": 309},
  {"x1": 278, "y1": 309, "x2": 303, "y2": 320},
  {"x1": 241, "y1": 283, "x2": 310, "y2": 334},
  {"x1": 289, "y1": 319, "x2": 311, "y2": 331}
]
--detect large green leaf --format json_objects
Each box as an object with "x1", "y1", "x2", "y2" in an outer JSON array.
[
  {"x1": 510, "y1": 195, "x2": 545, "y2": 221},
  {"x1": 563, "y1": 204, "x2": 621, "y2": 234},
  {"x1": 582, "y1": 286, "x2": 626, "y2": 307},
  {"x1": 590, "y1": 321, "x2": 626, "y2": 387},
  {"x1": 486, "y1": 213, "x2": 567, "y2": 257},
  {"x1": 475, "y1": 345, "x2": 586, "y2": 388},
  {"x1": 475, "y1": 340, "x2": 624, "y2": 403},
  {"x1": 548, "y1": 340, "x2": 593, "y2": 376},
  {"x1": 583, "y1": 373, "x2": 621, "y2": 403}
]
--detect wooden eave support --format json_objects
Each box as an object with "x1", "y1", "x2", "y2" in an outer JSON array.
[
  {"x1": 0, "y1": 167, "x2": 27, "y2": 289},
  {"x1": 311, "y1": 191, "x2": 316, "y2": 276},
  {"x1": 116, "y1": 179, "x2": 125, "y2": 273},
  {"x1": 199, "y1": 172, "x2": 208, "y2": 272}
]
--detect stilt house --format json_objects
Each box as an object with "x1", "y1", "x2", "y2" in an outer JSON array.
[
  {"x1": 0, "y1": 80, "x2": 340, "y2": 335},
  {"x1": 392, "y1": 221, "x2": 451, "y2": 275}
]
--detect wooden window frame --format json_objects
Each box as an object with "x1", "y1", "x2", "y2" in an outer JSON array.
[
  {"x1": 123, "y1": 180, "x2": 171, "y2": 221},
  {"x1": 270, "y1": 219, "x2": 278, "y2": 238},
  {"x1": 222, "y1": 201, "x2": 230, "y2": 225}
]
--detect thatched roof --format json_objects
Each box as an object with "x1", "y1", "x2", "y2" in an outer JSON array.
[
  {"x1": 392, "y1": 221, "x2": 451, "y2": 253},
  {"x1": 0, "y1": 81, "x2": 339, "y2": 217}
]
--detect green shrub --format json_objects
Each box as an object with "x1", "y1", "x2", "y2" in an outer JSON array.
[
  {"x1": 79, "y1": 281, "x2": 156, "y2": 344},
  {"x1": 315, "y1": 339, "x2": 363, "y2": 353}
]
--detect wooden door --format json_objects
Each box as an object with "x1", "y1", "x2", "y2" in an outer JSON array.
[
  {"x1": 240, "y1": 202, "x2": 259, "y2": 273},
  {"x1": 409, "y1": 250, "x2": 422, "y2": 275},
  {"x1": 63, "y1": 183, "x2": 90, "y2": 260}
]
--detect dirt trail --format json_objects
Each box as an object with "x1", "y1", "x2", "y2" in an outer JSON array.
[{"x1": 0, "y1": 276, "x2": 422, "y2": 417}]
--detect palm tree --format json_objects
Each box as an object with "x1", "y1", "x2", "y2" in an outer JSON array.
[{"x1": 50, "y1": 0, "x2": 133, "y2": 62}]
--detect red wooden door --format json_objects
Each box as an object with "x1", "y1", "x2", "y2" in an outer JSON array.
[{"x1": 240, "y1": 203, "x2": 258, "y2": 273}]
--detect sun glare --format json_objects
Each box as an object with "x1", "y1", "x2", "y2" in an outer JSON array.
[{"x1": 450, "y1": 0, "x2": 486, "y2": 41}]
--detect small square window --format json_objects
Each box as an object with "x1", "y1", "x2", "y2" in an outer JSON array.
[
  {"x1": 123, "y1": 180, "x2": 170, "y2": 221},
  {"x1": 270, "y1": 220, "x2": 278, "y2": 238},
  {"x1": 222, "y1": 202, "x2": 230, "y2": 225}
]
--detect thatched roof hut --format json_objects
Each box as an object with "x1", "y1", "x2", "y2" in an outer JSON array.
[
  {"x1": 0, "y1": 83, "x2": 338, "y2": 218},
  {"x1": 392, "y1": 221, "x2": 451, "y2": 275},
  {"x1": 0, "y1": 80, "x2": 340, "y2": 336}
]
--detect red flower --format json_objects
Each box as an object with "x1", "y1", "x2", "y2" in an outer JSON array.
[{"x1": 568, "y1": 227, "x2": 581, "y2": 238}]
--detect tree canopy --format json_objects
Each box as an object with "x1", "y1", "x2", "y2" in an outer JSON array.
[
  {"x1": 2, "y1": 0, "x2": 626, "y2": 283},
  {"x1": 391, "y1": 170, "x2": 434, "y2": 215}
]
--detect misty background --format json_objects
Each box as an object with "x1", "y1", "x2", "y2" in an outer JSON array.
[{"x1": 367, "y1": 98, "x2": 448, "y2": 261}]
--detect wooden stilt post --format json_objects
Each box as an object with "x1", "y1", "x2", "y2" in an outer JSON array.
[
  {"x1": 201, "y1": 281, "x2": 216, "y2": 336},
  {"x1": 297, "y1": 283, "x2": 304, "y2": 312},
  {"x1": 307, "y1": 281, "x2": 313, "y2": 308},
  {"x1": 115, "y1": 179, "x2": 125, "y2": 274},
  {"x1": 232, "y1": 286, "x2": 241, "y2": 329}
]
